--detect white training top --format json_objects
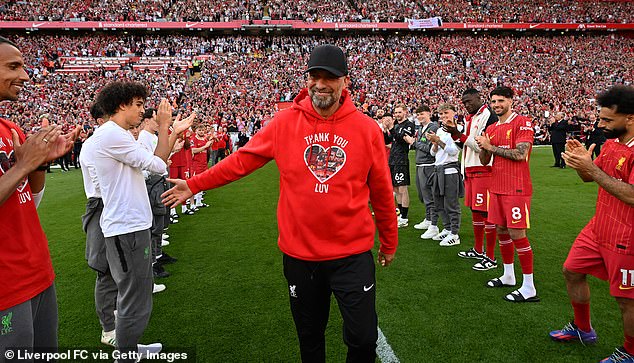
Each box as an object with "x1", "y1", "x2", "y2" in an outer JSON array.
[
  {"x1": 93, "y1": 121, "x2": 167, "y2": 238},
  {"x1": 430, "y1": 128, "x2": 460, "y2": 174},
  {"x1": 79, "y1": 135, "x2": 101, "y2": 199},
  {"x1": 137, "y1": 129, "x2": 167, "y2": 178}
]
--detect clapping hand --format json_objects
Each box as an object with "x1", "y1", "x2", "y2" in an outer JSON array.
[
  {"x1": 562, "y1": 140, "x2": 596, "y2": 172},
  {"x1": 173, "y1": 112, "x2": 196, "y2": 135},
  {"x1": 425, "y1": 131, "x2": 439, "y2": 144},
  {"x1": 475, "y1": 134, "x2": 492, "y2": 151}
]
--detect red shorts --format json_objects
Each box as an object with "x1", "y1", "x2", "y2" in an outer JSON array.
[
  {"x1": 464, "y1": 175, "x2": 491, "y2": 212},
  {"x1": 565, "y1": 220, "x2": 634, "y2": 299},
  {"x1": 487, "y1": 192, "x2": 531, "y2": 229},
  {"x1": 169, "y1": 166, "x2": 189, "y2": 179}
]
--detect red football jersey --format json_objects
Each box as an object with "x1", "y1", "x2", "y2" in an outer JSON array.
[
  {"x1": 191, "y1": 136, "x2": 209, "y2": 167},
  {"x1": 485, "y1": 113, "x2": 534, "y2": 196},
  {"x1": 593, "y1": 138, "x2": 634, "y2": 255},
  {"x1": 169, "y1": 131, "x2": 191, "y2": 167}
]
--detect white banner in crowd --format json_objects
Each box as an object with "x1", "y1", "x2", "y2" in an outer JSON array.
[{"x1": 407, "y1": 17, "x2": 443, "y2": 29}]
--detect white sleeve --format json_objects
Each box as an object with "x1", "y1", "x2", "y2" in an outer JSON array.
[
  {"x1": 442, "y1": 133, "x2": 460, "y2": 156},
  {"x1": 103, "y1": 128, "x2": 167, "y2": 174},
  {"x1": 464, "y1": 135, "x2": 481, "y2": 153},
  {"x1": 33, "y1": 186, "x2": 44, "y2": 209},
  {"x1": 137, "y1": 132, "x2": 154, "y2": 153}
]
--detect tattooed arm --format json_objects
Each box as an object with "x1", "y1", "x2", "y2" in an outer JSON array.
[
  {"x1": 475, "y1": 132, "x2": 531, "y2": 161},
  {"x1": 487, "y1": 142, "x2": 531, "y2": 161}
]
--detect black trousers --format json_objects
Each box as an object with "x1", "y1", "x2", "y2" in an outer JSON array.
[
  {"x1": 283, "y1": 251, "x2": 377, "y2": 363},
  {"x1": 552, "y1": 142, "x2": 566, "y2": 167}
]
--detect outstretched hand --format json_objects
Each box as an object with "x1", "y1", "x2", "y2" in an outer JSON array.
[{"x1": 162, "y1": 178, "x2": 194, "y2": 207}]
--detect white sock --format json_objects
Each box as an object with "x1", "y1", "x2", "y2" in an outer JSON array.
[
  {"x1": 195, "y1": 192, "x2": 203, "y2": 206},
  {"x1": 501, "y1": 263, "x2": 516, "y2": 285},
  {"x1": 518, "y1": 273, "x2": 536, "y2": 297},
  {"x1": 181, "y1": 205, "x2": 188, "y2": 213},
  {"x1": 170, "y1": 208, "x2": 177, "y2": 216}
]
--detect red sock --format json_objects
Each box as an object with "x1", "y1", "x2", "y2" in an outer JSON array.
[
  {"x1": 513, "y1": 237, "x2": 533, "y2": 274},
  {"x1": 571, "y1": 301, "x2": 591, "y2": 332},
  {"x1": 499, "y1": 233, "x2": 514, "y2": 264},
  {"x1": 472, "y1": 212, "x2": 485, "y2": 254},
  {"x1": 625, "y1": 335, "x2": 634, "y2": 355},
  {"x1": 485, "y1": 222, "x2": 497, "y2": 260}
]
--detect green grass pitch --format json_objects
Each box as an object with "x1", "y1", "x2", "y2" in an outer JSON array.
[{"x1": 37, "y1": 147, "x2": 624, "y2": 362}]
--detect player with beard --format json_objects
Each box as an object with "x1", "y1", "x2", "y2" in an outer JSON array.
[
  {"x1": 550, "y1": 86, "x2": 634, "y2": 363},
  {"x1": 384, "y1": 104, "x2": 415, "y2": 227},
  {"x1": 162, "y1": 44, "x2": 397, "y2": 363},
  {"x1": 476, "y1": 86, "x2": 538, "y2": 303}
]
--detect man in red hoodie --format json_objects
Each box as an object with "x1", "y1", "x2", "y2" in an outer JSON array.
[{"x1": 162, "y1": 45, "x2": 398, "y2": 362}]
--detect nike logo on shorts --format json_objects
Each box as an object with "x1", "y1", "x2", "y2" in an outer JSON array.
[
  {"x1": 364, "y1": 284, "x2": 374, "y2": 292},
  {"x1": 619, "y1": 285, "x2": 634, "y2": 291}
]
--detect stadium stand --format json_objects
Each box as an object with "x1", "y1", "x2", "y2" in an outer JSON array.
[{"x1": 0, "y1": 0, "x2": 632, "y2": 23}]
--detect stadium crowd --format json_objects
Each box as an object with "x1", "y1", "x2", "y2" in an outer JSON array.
[
  {"x1": 0, "y1": 0, "x2": 632, "y2": 23},
  {"x1": 2, "y1": 33, "x2": 632, "y2": 147}
]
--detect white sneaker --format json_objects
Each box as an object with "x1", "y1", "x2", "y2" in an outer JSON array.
[
  {"x1": 397, "y1": 217, "x2": 409, "y2": 228},
  {"x1": 162, "y1": 233, "x2": 169, "y2": 240},
  {"x1": 161, "y1": 240, "x2": 170, "y2": 247},
  {"x1": 153, "y1": 283, "x2": 166, "y2": 294},
  {"x1": 100, "y1": 329, "x2": 116, "y2": 347},
  {"x1": 420, "y1": 225, "x2": 440, "y2": 239},
  {"x1": 432, "y1": 229, "x2": 451, "y2": 241},
  {"x1": 413, "y1": 219, "x2": 432, "y2": 230},
  {"x1": 137, "y1": 343, "x2": 162, "y2": 360},
  {"x1": 439, "y1": 233, "x2": 461, "y2": 246}
]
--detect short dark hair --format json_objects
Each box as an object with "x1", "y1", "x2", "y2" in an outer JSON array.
[
  {"x1": 597, "y1": 86, "x2": 634, "y2": 115},
  {"x1": 490, "y1": 86, "x2": 514, "y2": 99},
  {"x1": 416, "y1": 105, "x2": 431, "y2": 113},
  {"x1": 143, "y1": 108, "x2": 156, "y2": 120},
  {"x1": 0, "y1": 36, "x2": 18, "y2": 49},
  {"x1": 90, "y1": 102, "x2": 105, "y2": 121},
  {"x1": 95, "y1": 81, "x2": 148, "y2": 117},
  {"x1": 462, "y1": 88, "x2": 480, "y2": 97}
]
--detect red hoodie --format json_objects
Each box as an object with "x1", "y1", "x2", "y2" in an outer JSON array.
[{"x1": 187, "y1": 89, "x2": 398, "y2": 261}]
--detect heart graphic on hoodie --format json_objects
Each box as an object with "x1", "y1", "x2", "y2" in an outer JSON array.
[
  {"x1": 0, "y1": 150, "x2": 28, "y2": 192},
  {"x1": 304, "y1": 144, "x2": 347, "y2": 183}
]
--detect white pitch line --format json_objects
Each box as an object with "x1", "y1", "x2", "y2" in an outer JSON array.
[{"x1": 377, "y1": 326, "x2": 400, "y2": 363}]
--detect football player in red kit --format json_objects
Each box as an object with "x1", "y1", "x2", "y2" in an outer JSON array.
[
  {"x1": 190, "y1": 124, "x2": 212, "y2": 208},
  {"x1": 550, "y1": 86, "x2": 634, "y2": 363},
  {"x1": 476, "y1": 86, "x2": 538, "y2": 303}
]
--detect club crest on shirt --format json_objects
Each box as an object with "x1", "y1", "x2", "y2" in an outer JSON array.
[
  {"x1": 617, "y1": 156, "x2": 626, "y2": 171},
  {"x1": 506, "y1": 129, "x2": 512, "y2": 140}
]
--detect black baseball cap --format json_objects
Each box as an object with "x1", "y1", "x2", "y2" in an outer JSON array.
[{"x1": 306, "y1": 45, "x2": 348, "y2": 77}]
